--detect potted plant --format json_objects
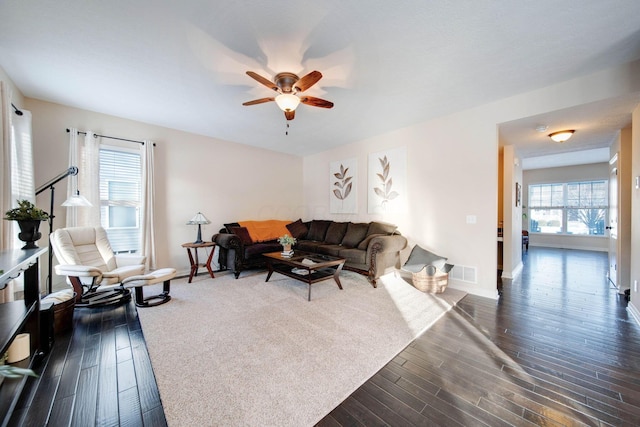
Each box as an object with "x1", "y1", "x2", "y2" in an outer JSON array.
[
  {"x1": 277, "y1": 234, "x2": 297, "y2": 252},
  {"x1": 4, "y1": 200, "x2": 50, "y2": 249}
]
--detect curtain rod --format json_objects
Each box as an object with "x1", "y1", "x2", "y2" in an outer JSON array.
[
  {"x1": 66, "y1": 128, "x2": 155, "y2": 146},
  {"x1": 11, "y1": 103, "x2": 23, "y2": 116}
]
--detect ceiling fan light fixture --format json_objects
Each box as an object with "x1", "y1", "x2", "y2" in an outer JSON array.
[
  {"x1": 275, "y1": 93, "x2": 300, "y2": 112},
  {"x1": 548, "y1": 130, "x2": 575, "y2": 143}
]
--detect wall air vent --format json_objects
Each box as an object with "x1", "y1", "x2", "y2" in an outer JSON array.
[{"x1": 449, "y1": 265, "x2": 477, "y2": 284}]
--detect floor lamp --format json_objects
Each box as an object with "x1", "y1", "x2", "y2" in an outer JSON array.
[{"x1": 35, "y1": 166, "x2": 92, "y2": 294}]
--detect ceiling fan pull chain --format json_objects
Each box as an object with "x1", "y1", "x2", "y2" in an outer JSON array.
[{"x1": 285, "y1": 122, "x2": 290, "y2": 136}]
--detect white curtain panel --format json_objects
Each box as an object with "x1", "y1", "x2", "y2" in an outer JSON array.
[
  {"x1": 0, "y1": 91, "x2": 35, "y2": 302},
  {"x1": 66, "y1": 129, "x2": 100, "y2": 227},
  {"x1": 0, "y1": 82, "x2": 13, "y2": 302},
  {"x1": 78, "y1": 132, "x2": 100, "y2": 226},
  {"x1": 66, "y1": 127, "x2": 79, "y2": 227},
  {"x1": 0, "y1": 83, "x2": 13, "y2": 251},
  {"x1": 141, "y1": 140, "x2": 156, "y2": 270}
]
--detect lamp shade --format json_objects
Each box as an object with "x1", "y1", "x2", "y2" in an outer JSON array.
[
  {"x1": 275, "y1": 93, "x2": 300, "y2": 112},
  {"x1": 61, "y1": 191, "x2": 93, "y2": 207},
  {"x1": 187, "y1": 212, "x2": 210, "y2": 244},
  {"x1": 186, "y1": 212, "x2": 210, "y2": 225},
  {"x1": 548, "y1": 130, "x2": 575, "y2": 143}
]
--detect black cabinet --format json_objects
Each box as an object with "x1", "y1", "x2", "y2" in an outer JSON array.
[{"x1": 0, "y1": 247, "x2": 46, "y2": 426}]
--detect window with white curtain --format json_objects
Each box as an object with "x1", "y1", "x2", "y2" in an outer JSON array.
[
  {"x1": 528, "y1": 180, "x2": 608, "y2": 235},
  {"x1": 99, "y1": 146, "x2": 141, "y2": 253}
]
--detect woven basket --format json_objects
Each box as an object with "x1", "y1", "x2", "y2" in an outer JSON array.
[{"x1": 411, "y1": 265, "x2": 448, "y2": 293}]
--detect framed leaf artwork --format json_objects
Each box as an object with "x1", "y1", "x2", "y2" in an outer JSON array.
[
  {"x1": 368, "y1": 147, "x2": 407, "y2": 214},
  {"x1": 330, "y1": 158, "x2": 357, "y2": 213}
]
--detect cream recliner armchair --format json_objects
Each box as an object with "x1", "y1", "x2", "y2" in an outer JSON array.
[{"x1": 51, "y1": 226, "x2": 146, "y2": 307}]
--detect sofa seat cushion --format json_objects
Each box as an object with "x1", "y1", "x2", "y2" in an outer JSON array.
[
  {"x1": 338, "y1": 247, "x2": 367, "y2": 265},
  {"x1": 244, "y1": 242, "x2": 282, "y2": 259},
  {"x1": 297, "y1": 240, "x2": 324, "y2": 252},
  {"x1": 316, "y1": 244, "x2": 342, "y2": 257}
]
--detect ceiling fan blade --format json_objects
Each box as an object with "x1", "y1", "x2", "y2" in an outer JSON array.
[
  {"x1": 246, "y1": 71, "x2": 278, "y2": 92},
  {"x1": 285, "y1": 110, "x2": 295, "y2": 121},
  {"x1": 300, "y1": 96, "x2": 334, "y2": 108},
  {"x1": 294, "y1": 71, "x2": 322, "y2": 92},
  {"x1": 242, "y1": 97, "x2": 275, "y2": 106}
]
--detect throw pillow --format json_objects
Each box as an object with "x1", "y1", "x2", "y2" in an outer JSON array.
[
  {"x1": 224, "y1": 222, "x2": 240, "y2": 233},
  {"x1": 366, "y1": 221, "x2": 397, "y2": 236},
  {"x1": 341, "y1": 222, "x2": 369, "y2": 248},
  {"x1": 286, "y1": 219, "x2": 309, "y2": 239},
  {"x1": 230, "y1": 226, "x2": 253, "y2": 246},
  {"x1": 402, "y1": 244, "x2": 447, "y2": 273},
  {"x1": 306, "y1": 220, "x2": 332, "y2": 241},
  {"x1": 324, "y1": 222, "x2": 348, "y2": 245}
]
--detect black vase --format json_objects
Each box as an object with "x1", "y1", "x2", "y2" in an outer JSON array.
[{"x1": 17, "y1": 219, "x2": 43, "y2": 249}]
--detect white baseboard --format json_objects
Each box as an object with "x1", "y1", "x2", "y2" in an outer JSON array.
[
  {"x1": 501, "y1": 261, "x2": 523, "y2": 280},
  {"x1": 628, "y1": 303, "x2": 640, "y2": 327},
  {"x1": 530, "y1": 243, "x2": 607, "y2": 252}
]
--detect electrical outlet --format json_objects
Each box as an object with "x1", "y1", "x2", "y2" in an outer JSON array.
[{"x1": 466, "y1": 215, "x2": 477, "y2": 224}]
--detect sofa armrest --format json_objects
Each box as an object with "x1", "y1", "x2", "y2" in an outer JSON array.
[
  {"x1": 212, "y1": 232, "x2": 242, "y2": 250},
  {"x1": 366, "y1": 234, "x2": 408, "y2": 283},
  {"x1": 367, "y1": 234, "x2": 407, "y2": 254}
]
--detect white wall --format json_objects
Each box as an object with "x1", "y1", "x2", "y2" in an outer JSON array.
[
  {"x1": 303, "y1": 59, "x2": 640, "y2": 299},
  {"x1": 501, "y1": 145, "x2": 523, "y2": 280},
  {"x1": 26, "y1": 99, "x2": 304, "y2": 284},
  {"x1": 523, "y1": 163, "x2": 610, "y2": 252}
]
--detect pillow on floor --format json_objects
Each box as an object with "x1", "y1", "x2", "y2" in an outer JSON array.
[{"x1": 403, "y1": 244, "x2": 452, "y2": 273}]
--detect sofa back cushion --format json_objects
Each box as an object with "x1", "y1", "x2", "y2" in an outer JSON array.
[
  {"x1": 367, "y1": 221, "x2": 397, "y2": 236},
  {"x1": 286, "y1": 219, "x2": 309, "y2": 239},
  {"x1": 324, "y1": 222, "x2": 348, "y2": 245},
  {"x1": 306, "y1": 220, "x2": 332, "y2": 241},
  {"x1": 341, "y1": 222, "x2": 369, "y2": 248}
]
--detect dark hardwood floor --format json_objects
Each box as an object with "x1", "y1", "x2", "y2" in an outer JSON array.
[
  {"x1": 318, "y1": 248, "x2": 640, "y2": 426},
  {"x1": 7, "y1": 295, "x2": 167, "y2": 426},
  {"x1": 8, "y1": 247, "x2": 640, "y2": 426}
]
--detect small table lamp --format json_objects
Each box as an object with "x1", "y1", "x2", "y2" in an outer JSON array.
[{"x1": 187, "y1": 212, "x2": 211, "y2": 244}]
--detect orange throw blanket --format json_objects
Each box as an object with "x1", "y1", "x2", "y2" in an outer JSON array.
[{"x1": 239, "y1": 220, "x2": 291, "y2": 243}]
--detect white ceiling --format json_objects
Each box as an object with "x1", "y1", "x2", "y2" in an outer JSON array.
[{"x1": 1, "y1": 1, "x2": 640, "y2": 163}]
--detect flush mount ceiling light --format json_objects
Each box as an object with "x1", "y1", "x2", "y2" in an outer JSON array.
[{"x1": 548, "y1": 130, "x2": 575, "y2": 143}]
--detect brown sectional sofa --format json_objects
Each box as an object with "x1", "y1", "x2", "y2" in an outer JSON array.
[{"x1": 212, "y1": 219, "x2": 407, "y2": 286}]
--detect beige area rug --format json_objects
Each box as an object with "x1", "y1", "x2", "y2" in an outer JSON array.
[{"x1": 137, "y1": 269, "x2": 466, "y2": 427}]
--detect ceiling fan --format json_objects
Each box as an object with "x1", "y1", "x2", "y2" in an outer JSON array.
[{"x1": 242, "y1": 70, "x2": 334, "y2": 121}]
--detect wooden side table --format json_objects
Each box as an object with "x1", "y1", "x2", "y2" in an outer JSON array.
[{"x1": 181, "y1": 242, "x2": 216, "y2": 283}]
